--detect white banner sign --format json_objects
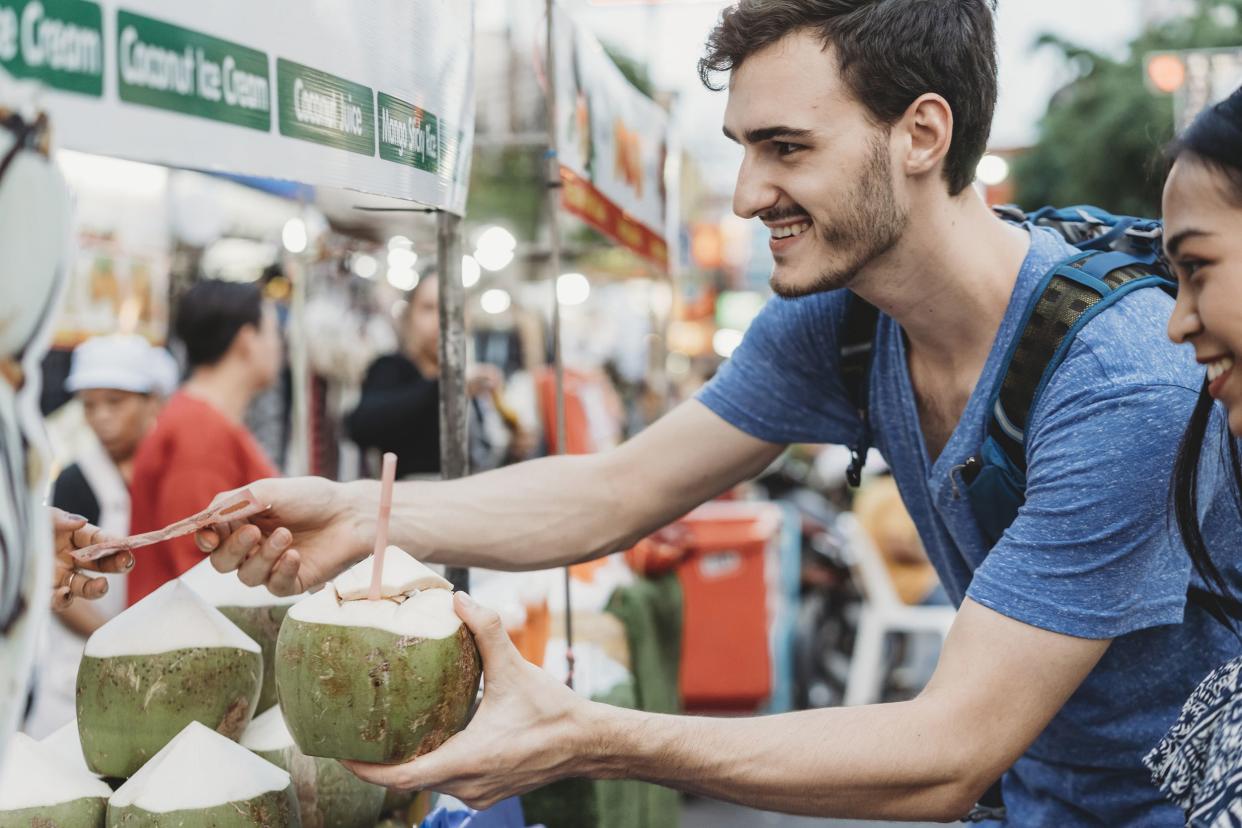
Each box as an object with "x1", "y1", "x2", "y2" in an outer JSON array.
[{"x1": 1, "y1": 0, "x2": 475, "y2": 213}]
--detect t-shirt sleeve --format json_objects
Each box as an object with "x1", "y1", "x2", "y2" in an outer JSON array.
[
  {"x1": 696, "y1": 293, "x2": 860, "y2": 445},
  {"x1": 966, "y1": 347, "x2": 1201, "y2": 639}
]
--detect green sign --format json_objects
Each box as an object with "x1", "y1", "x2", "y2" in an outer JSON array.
[
  {"x1": 377, "y1": 93, "x2": 440, "y2": 172},
  {"x1": 0, "y1": 0, "x2": 102, "y2": 96},
  {"x1": 277, "y1": 58, "x2": 374, "y2": 155},
  {"x1": 115, "y1": 10, "x2": 270, "y2": 130}
]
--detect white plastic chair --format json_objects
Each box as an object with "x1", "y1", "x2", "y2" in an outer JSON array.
[{"x1": 837, "y1": 512, "x2": 956, "y2": 706}]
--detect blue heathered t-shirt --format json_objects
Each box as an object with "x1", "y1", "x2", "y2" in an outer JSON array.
[{"x1": 698, "y1": 226, "x2": 1242, "y2": 825}]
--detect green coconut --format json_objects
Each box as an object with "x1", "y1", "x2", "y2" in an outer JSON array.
[
  {"x1": 276, "y1": 549, "x2": 480, "y2": 763},
  {"x1": 0, "y1": 732, "x2": 111, "y2": 827},
  {"x1": 106, "y1": 721, "x2": 298, "y2": 826},
  {"x1": 242, "y1": 705, "x2": 385, "y2": 827},
  {"x1": 41, "y1": 720, "x2": 103, "y2": 780},
  {"x1": 181, "y1": 558, "x2": 303, "y2": 713},
  {"x1": 77, "y1": 579, "x2": 263, "y2": 778}
]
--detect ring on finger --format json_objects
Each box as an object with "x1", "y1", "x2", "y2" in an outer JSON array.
[{"x1": 65, "y1": 570, "x2": 78, "y2": 592}]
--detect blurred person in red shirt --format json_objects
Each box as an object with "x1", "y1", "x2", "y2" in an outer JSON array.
[{"x1": 127, "y1": 280, "x2": 281, "y2": 604}]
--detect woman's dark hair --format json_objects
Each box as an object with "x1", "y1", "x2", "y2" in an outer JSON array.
[
  {"x1": 1169, "y1": 85, "x2": 1242, "y2": 628},
  {"x1": 699, "y1": 0, "x2": 999, "y2": 196},
  {"x1": 173, "y1": 279, "x2": 263, "y2": 369}
]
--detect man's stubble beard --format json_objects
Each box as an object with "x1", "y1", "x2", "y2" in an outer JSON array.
[{"x1": 770, "y1": 135, "x2": 909, "y2": 299}]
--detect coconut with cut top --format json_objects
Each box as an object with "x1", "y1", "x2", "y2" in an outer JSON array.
[
  {"x1": 76, "y1": 579, "x2": 264, "y2": 778},
  {"x1": 0, "y1": 732, "x2": 112, "y2": 827},
  {"x1": 41, "y1": 720, "x2": 102, "y2": 781},
  {"x1": 180, "y1": 558, "x2": 303, "y2": 713},
  {"x1": 275, "y1": 548, "x2": 480, "y2": 763},
  {"x1": 242, "y1": 705, "x2": 384, "y2": 827},
  {"x1": 106, "y1": 720, "x2": 297, "y2": 826}
]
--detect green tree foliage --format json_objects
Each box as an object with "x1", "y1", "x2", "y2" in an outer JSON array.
[{"x1": 1012, "y1": 1, "x2": 1242, "y2": 217}]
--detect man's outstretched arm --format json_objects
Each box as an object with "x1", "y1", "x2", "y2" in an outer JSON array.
[
  {"x1": 348, "y1": 595, "x2": 1109, "y2": 822},
  {"x1": 199, "y1": 400, "x2": 784, "y2": 592}
]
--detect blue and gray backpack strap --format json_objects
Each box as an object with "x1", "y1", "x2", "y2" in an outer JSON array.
[
  {"x1": 961, "y1": 247, "x2": 1175, "y2": 545},
  {"x1": 840, "y1": 292, "x2": 879, "y2": 487}
]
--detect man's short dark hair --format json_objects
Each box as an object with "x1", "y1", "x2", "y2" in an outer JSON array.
[
  {"x1": 174, "y1": 280, "x2": 262, "y2": 369},
  {"x1": 700, "y1": 0, "x2": 998, "y2": 195}
]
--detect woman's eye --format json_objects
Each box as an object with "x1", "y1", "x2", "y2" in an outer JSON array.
[{"x1": 1179, "y1": 258, "x2": 1206, "y2": 279}]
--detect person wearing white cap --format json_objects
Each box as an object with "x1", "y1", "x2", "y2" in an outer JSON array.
[{"x1": 23, "y1": 334, "x2": 175, "y2": 737}]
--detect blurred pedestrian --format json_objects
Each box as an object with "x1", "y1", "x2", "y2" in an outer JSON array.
[
  {"x1": 25, "y1": 334, "x2": 175, "y2": 736},
  {"x1": 127, "y1": 280, "x2": 280, "y2": 604},
  {"x1": 346, "y1": 269, "x2": 527, "y2": 478}
]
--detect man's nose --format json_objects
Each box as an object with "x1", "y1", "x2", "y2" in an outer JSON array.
[{"x1": 732, "y1": 155, "x2": 779, "y2": 220}]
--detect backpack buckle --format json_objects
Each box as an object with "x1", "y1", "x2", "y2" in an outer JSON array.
[{"x1": 846, "y1": 446, "x2": 865, "y2": 488}]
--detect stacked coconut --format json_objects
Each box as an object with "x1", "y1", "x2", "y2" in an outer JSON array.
[
  {"x1": 1, "y1": 544, "x2": 476, "y2": 827},
  {"x1": 0, "y1": 732, "x2": 111, "y2": 825},
  {"x1": 179, "y1": 558, "x2": 304, "y2": 713}
]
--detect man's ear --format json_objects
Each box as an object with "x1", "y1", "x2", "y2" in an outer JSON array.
[{"x1": 900, "y1": 93, "x2": 953, "y2": 181}]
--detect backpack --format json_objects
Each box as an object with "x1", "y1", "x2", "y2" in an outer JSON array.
[{"x1": 840, "y1": 205, "x2": 1171, "y2": 546}]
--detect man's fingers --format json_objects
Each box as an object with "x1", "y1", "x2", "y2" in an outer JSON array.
[
  {"x1": 237, "y1": 528, "x2": 292, "y2": 587},
  {"x1": 453, "y1": 592, "x2": 517, "y2": 669},
  {"x1": 209, "y1": 524, "x2": 262, "y2": 573},
  {"x1": 266, "y1": 548, "x2": 303, "y2": 597},
  {"x1": 341, "y1": 759, "x2": 415, "y2": 788}
]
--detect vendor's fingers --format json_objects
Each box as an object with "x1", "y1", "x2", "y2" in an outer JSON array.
[
  {"x1": 72, "y1": 570, "x2": 109, "y2": 600},
  {"x1": 86, "y1": 549, "x2": 134, "y2": 574},
  {"x1": 52, "y1": 585, "x2": 73, "y2": 611},
  {"x1": 266, "y1": 548, "x2": 303, "y2": 597},
  {"x1": 209, "y1": 524, "x2": 263, "y2": 573},
  {"x1": 237, "y1": 528, "x2": 292, "y2": 587},
  {"x1": 196, "y1": 527, "x2": 221, "y2": 553},
  {"x1": 51, "y1": 508, "x2": 88, "y2": 533}
]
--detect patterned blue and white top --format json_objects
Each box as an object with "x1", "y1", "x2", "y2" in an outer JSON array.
[{"x1": 1148, "y1": 655, "x2": 1242, "y2": 826}]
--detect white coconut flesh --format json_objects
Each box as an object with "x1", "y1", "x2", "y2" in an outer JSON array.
[
  {"x1": 179, "y1": 558, "x2": 303, "y2": 608},
  {"x1": 41, "y1": 720, "x2": 100, "y2": 779},
  {"x1": 110, "y1": 721, "x2": 289, "y2": 813},
  {"x1": 84, "y1": 579, "x2": 260, "y2": 658},
  {"x1": 240, "y1": 705, "x2": 294, "y2": 753},
  {"x1": 288, "y1": 583, "x2": 464, "y2": 640},
  {"x1": 0, "y1": 732, "x2": 111, "y2": 810},
  {"x1": 332, "y1": 547, "x2": 452, "y2": 601},
  {"x1": 289, "y1": 583, "x2": 461, "y2": 639}
]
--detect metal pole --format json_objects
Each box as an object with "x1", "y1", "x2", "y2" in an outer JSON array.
[
  {"x1": 437, "y1": 210, "x2": 470, "y2": 593},
  {"x1": 545, "y1": 0, "x2": 574, "y2": 689}
]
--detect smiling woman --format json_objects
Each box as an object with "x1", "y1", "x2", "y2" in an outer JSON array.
[{"x1": 1146, "y1": 84, "x2": 1242, "y2": 825}]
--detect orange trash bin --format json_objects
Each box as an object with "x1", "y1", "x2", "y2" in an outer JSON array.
[{"x1": 676, "y1": 502, "x2": 781, "y2": 712}]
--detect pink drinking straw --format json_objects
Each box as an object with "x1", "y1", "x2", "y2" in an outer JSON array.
[{"x1": 368, "y1": 452, "x2": 399, "y2": 601}]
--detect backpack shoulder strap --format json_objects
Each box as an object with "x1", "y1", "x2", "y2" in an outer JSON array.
[
  {"x1": 985, "y1": 250, "x2": 1175, "y2": 474},
  {"x1": 840, "y1": 293, "x2": 879, "y2": 487}
]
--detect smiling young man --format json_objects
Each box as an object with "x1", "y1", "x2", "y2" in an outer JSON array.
[{"x1": 195, "y1": 1, "x2": 1242, "y2": 823}]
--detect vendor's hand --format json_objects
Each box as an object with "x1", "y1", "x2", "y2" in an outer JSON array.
[
  {"x1": 51, "y1": 508, "x2": 132, "y2": 610},
  {"x1": 343, "y1": 592, "x2": 593, "y2": 809},
  {"x1": 466, "y1": 364, "x2": 502, "y2": 398},
  {"x1": 194, "y1": 477, "x2": 374, "y2": 597}
]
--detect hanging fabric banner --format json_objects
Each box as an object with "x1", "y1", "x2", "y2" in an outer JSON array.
[
  {"x1": 550, "y1": 4, "x2": 670, "y2": 270},
  {"x1": 0, "y1": 0, "x2": 475, "y2": 213}
]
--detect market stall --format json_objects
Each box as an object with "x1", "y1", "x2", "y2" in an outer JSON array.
[{"x1": 1, "y1": 1, "x2": 479, "y2": 824}]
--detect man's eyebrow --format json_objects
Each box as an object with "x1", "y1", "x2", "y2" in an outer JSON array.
[
  {"x1": 721, "y1": 125, "x2": 814, "y2": 145},
  {"x1": 1166, "y1": 228, "x2": 1211, "y2": 258}
]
